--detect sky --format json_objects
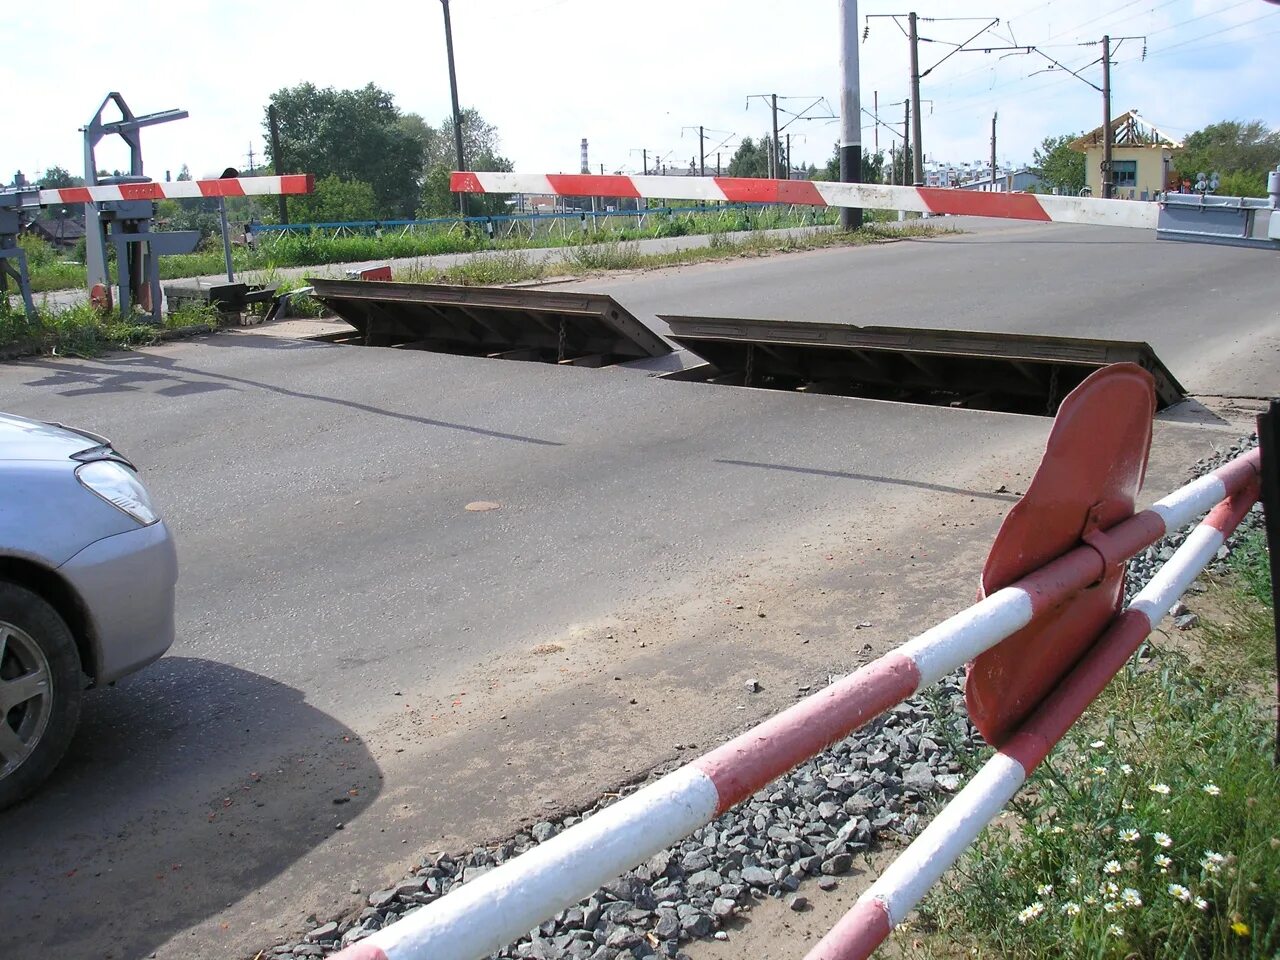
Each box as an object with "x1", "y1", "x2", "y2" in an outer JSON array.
[{"x1": 3, "y1": 0, "x2": 1278, "y2": 186}]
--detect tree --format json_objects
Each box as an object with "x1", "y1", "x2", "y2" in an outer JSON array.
[
  {"x1": 291, "y1": 176, "x2": 379, "y2": 223},
  {"x1": 1174, "y1": 120, "x2": 1280, "y2": 196},
  {"x1": 417, "y1": 107, "x2": 514, "y2": 217},
  {"x1": 37, "y1": 166, "x2": 82, "y2": 189},
  {"x1": 1031, "y1": 134, "x2": 1086, "y2": 195},
  {"x1": 813, "y1": 143, "x2": 885, "y2": 184},
  {"x1": 727, "y1": 137, "x2": 771, "y2": 178},
  {"x1": 264, "y1": 83, "x2": 428, "y2": 218},
  {"x1": 175, "y1": 164, "x2": 193, "y2": 181}
]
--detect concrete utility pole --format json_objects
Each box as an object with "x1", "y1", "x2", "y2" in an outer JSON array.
[
  {"x1": 908, "y1": 12, "x2": 923, "y2": 185},
  {"x1": 771, "y1": 94, "x2": 781, "y2": 179},
  {"x1": 440, "y1": 0, "x2": 467, "y2": 216},
  {"x1": 839, "y1": 0, "x2": 863, "y2": 230},
  {"x1": 991, "y1": 112, "x2": 998, "y2": 189},
  {"x1": 903, "y1": 99, "x2": 911, "y2": 187},
  {"x1": 1101, "y1": 34, "x2": 1113, "y2": 200}
]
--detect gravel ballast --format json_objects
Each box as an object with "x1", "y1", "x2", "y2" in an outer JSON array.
[{"x1": 267, "y1": 436, "x2": 1262, "y2": 960}]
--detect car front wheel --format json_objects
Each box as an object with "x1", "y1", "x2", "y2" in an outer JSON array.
[{"x1": 0, "y1": 581, "x2": 84, "y2": 811}]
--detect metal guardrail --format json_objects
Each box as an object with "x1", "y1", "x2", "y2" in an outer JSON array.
[{"x1": 250, "y1": 203, "x2": 830, "y2": 244}]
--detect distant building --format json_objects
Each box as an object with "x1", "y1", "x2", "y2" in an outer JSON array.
[
  {"x1": 956, "y1": 168, "x2": 1044, "y2": 193},
  {"x1": 1069, "y1": 111, "x2": 1180, "y2": 201},
  {"x1": 27, "y1": 216, "x2": 86, "y2": 251}
]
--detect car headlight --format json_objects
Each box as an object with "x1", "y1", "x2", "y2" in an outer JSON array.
[{"x1": 75, "y1": 460, "x2": 160, "y2": 526}]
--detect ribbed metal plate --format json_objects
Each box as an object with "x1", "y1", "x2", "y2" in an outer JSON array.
[
  {"x1": 308, "y1": 279, "x2": 671, "y2": 365},
  {"x1": 663, "y1": 315, "x2": 1185, "y2": 410}
]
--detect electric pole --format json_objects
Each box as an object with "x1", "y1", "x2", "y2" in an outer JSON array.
[
  {"x1": 1101, "y1": 34, "x2": 1113, "y2": 200},
  {"x1": 866, "y1": 13, "x2": 1000, "y2": 188},
  {"x1": 748, "y1": 94, "x2": 835, "y2": 179},
  {"x1": 991, "y1": 112, "x2": 998, "y2": 189},
  {"x1": 768, "y1": 94, "x2": 779, "y2": 178},
  {"x1": 840, "y1": 0, "x2": 862, "y2": 229},
  {"x1": 908, "y1": 12, "x2": 923, "y2": 185},
  {"x1": 440, "y1": 0, "x2": 467, "y2": 216},
  {"x1": 903, "y1": 99, "x2": 911, "y2": 186}
]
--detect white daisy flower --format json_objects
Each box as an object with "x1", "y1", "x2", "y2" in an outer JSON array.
[
  {"x1": 1091, "y1": 740, "x2": 1106, "y2": 749},
  {"x1": 1149, "y1": 783, "x2": 1171, "y2": 795},
  {"x1": 1202, "y1": 783, "x2": 1221, "y2": 796},
  {"x1": 1121, "y1": 888, "x2": 1142, "y2": 908},
  {"x1": 1120, "y1": 763, "x2": 1133, "y2": 775},
  {"x1": 1120, "y1": 828, "x2": 1141, "y2": 843},
  {"x1": 1168, "y1": 883, "x2": 1192, "y2": 902},
  {"x1": 1194, "y1": 897, "x2": 1209, "y2": 911},
  {"x1": 1036, "y1": 883, "x2": 1054, "y2": 897},
  {"x1": 1017, "y1": 902, "x2": 1046, "y2": 924},
  {"x1": 1154, "y1": 854, "x2": 1173, "y2": 872},
  {"x1": 1103, "y1": 860, "x2": 1122, "y2": 875},
  {"x1": 1107, "y1": 924, "x2": 1124, "y2": 937},
  {"x1": 1154, "y1": 832, "x2": 1173, "y2": 848},
  {"x1": 1061, "y1": 901, "x2": 1081, "y2": 916}
]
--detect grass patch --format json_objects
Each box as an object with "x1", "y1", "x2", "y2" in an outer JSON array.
[
  {"x1": 911, "y1": 533, "x2": 1279, "y2": 959},
  {"x1": 0, "y1": 299, "x2": 220, "y2": 358},
  {"x1": 22, "y1": 206, "x2": 910, "y2": 293}
]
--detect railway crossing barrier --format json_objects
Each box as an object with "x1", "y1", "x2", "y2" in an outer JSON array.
[
  {"x1": 0, "y1": 92, "x2": 313, "y2": 322},
  {"x1": 330, "y1": 362, "x2": 1271, "y2": 960},
  {"x1": 451, "y1": 168, "x2": 1280, "y2": 246}
]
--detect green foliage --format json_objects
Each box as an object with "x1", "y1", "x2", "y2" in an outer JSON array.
[
  {"x1": 915, "y1": 538, "x2": 1279, "y2": 960},
  {"x1": 728, "y1": 136, "x2": 772, "y2": 178},
  {"x1": 812, "y1": 143, "x2": 886, "y2": 184},
  {"x1": 17, "y1": 235, "x2": 83, "y2": 292},
  {"x1": 290, "y1": 176, "x2": 379, "y2": 224},
  {"x1": 36, "y1": 165, "x2": 82, "y2": 189},
  {"x1": 417, "y1": 108, "x2": 514, "y2": 217},
  {"x1": 0, "y1": 299, "x2": 219, "y2": 357},
  {"x1": 1174, "y1": 120, "x2": 1280, "y2": 191},
  {"x1": 1227, "y1": 528, "x2": 1272, "y2": 608},
  {"x1": 1032, "y1": 133, "x2": 1087, "y2": 194},
  {"x1": 266, "y1": 82, "x2": 427, "y2": 218}
]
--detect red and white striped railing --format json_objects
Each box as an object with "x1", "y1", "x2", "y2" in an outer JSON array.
[
  {"x1": 331, "y1": 448, "x2": 1261, "y2": 960},
  {"x1": 38, "y1": 174, "x2": 314, "y2": 205},
  {"x1": 450, "y1": 172, "x2": 1159, "y2": 230},
  {"x1": 810, "y1": 478, "x2": 1261, "y2": 960}
]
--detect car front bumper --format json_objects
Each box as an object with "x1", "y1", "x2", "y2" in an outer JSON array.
[{"x1": 59, "y1": 520, "x2": 178, "y2": 684}]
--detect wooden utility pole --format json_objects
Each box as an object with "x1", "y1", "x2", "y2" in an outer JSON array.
[
  {"x1": 267, "y1": 105, "x2": 288, "y2": 224},
  {"x1": 441, "y1": 0, "x2": 467, "y2": 216}
]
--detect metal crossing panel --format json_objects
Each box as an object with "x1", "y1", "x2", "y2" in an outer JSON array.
[
  {"x1": 308, "y1": 278, "x2": 672, "y2": 366},
  {"x1": 662, "y1": 315, "x2": 1185, "y2": 412}
]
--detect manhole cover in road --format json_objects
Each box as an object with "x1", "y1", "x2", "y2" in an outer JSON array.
[{"x1": 465, "y1": 501, "x2": 501, "y2": 512}]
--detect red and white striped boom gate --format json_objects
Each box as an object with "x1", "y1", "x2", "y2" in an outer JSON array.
[
  {"x1": 450, "y1": 171, "x2": 1159, "y2": 230},
  {"x1": 331, "y1": 363, "x2": 1265, "y2": 960},
  {"x1": 37, "y1": 174, "x2": 314, "y2": 206}
]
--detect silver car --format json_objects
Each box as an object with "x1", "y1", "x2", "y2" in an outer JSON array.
[{"x1": 0, "y1": 413, "x2": 177, "y2": 809}]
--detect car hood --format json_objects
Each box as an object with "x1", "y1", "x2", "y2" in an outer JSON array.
[{"x1": 0, "y1": 412, "x2": 106, "y2": 462}]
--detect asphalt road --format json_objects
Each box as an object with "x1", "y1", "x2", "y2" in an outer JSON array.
[{"x1": 0, "y1": 218, "x2": 1273, "y2": 960}]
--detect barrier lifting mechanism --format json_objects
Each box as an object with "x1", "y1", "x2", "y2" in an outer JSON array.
[{"x1": 0, "y1": 93, "x2": 313, "y2": 322}]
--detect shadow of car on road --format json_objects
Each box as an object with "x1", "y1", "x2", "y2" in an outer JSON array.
[{"x1": 0, "y1": 656, "x2": 380, "y2": 959}]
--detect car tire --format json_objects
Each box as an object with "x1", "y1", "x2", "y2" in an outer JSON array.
[{"x1": 0, "y1": 580, "x2": 84, "y2": 811}]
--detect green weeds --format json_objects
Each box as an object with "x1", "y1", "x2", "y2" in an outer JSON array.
[{"x1": 912, "y1": 532, "x2": 1279, "y2": 959}]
